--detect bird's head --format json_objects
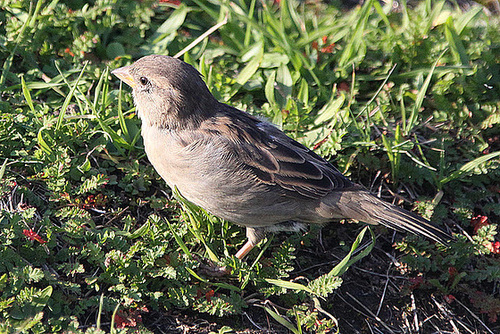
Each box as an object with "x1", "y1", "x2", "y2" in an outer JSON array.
[{"x1": 112, "y1": 55, "x2": 217, "y2": 129}]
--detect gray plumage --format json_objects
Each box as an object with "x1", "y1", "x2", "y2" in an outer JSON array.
[{"x1": 112, "y1": 55, "x2": 451, "y2": 258}]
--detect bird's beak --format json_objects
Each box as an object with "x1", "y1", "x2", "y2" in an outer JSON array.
[{"x1": 112, "y1": 65, "x2": 136, "y2": 88}]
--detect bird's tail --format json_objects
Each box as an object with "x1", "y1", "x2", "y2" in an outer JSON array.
[{"x1": 325, "y1": 187, "x2": 451, "y2": 244}]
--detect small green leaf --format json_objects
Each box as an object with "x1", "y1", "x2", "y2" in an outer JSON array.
[
  {"x1": 261, "y1": 53, "x2": 290, "y2": 68},
  {"x1": 275, "y1": 63, "x2": 293, "y2": 107},
  {"x1": 265, "y1": 70, "x2": 277, "y2": 106},
  {"x1": 14, "y1": 312, "x2": 44, "y2": 332},
  {"x1": 77, "y1": 158, "x2": 91, "y2": 173},
  {"x1": 149, "y1": 4, "x2": 188, "y2": 44},
  {"x1": 313, "y1": 93, "x2": 344, "y2": 125},
  {"x1": 235, "y1": 43, "x2": 263, "y2": 86},
  {"x1": 307, "y1": 273, "x2": 343, "y2": 297},
  {"x1": 34, "y1": 286, "x2": 53, "y2": 308}
]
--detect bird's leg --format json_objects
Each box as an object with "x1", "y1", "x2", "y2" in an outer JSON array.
[
  {"x1": 198, "y1": 227, "x2": 265, "y2": 276},
  {"x1": 235, "y1": 240, "x2": 256, "y2": 259},
  {"x1": 235, "y1": 227, "x2": 265, "y2": 260}
]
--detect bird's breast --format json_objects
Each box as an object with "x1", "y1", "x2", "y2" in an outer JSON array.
[{"x1": 139, "y1": 125, "x2": 307, "y2": 226}]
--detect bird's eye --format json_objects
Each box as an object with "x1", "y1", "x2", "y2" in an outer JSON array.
[{"x1": 139, "y1": 76, "x2": 149, "y2": 86}]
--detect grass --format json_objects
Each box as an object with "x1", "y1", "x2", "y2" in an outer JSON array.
[{"x1": 1, "y1": 0, "x2": 500, "y2": 332}]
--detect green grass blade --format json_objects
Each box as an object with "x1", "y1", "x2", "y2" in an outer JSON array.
[
  {"x1": 265, "y1": 279, "x2": 317, "y2": 295},
  {"x1": 423, "y1": 0, "x2": 445, "y2": 35},
  {"x1": 185, "y1": 210, "x2": 220, "y2": 262},
  {"x1": 172, "y1": 187, "x2": 219, "y2": 262},
  {"x1": 37, "y1": 127, "x2": 53, "y2": 154},
  {"x1": 21, "y1": 75, "x2": 35, "y2": 113},
  {"x1": 455, "y1": 6, "x2": 483, "y2": 35},
  {"x1": 356, "y1": 63, "x2": 397, "y2": 119},
  {"x1": 381, "y1": 133, "x2": 395, "y2": 178},
  {"x1": 28, "y1": 0, "x2": 43, "y2": 28},
  {"x1": 330, "y1": 226, "x2": 374, "y2": 277},
  {"x1": 405, "y1": 49, "x2": 446, "y2": 135},
  {"x1": 109, "y1": 302, "x2": 120, "y2": 334},
  {"x1": 244, "y1": 0, "x2": 257, "y2": 47},
  {"x1": 286, "y1": 0, "x2": 305, "y2": 39},
  {"x1": 174, "y1": 11, "x2": 228, "y2": 59},
  {"x1": 0, "y1": 159, "x2": 7, "y2": 181},
  {"x1": 127, "y1": 221, "x2": 150, "y2": 239},
  {"x1": 372, "y1": 0, "x2": 392, "y2": 32},
  {"x1": 343, "y1": 227, "x2": 376, "y2": 270},
  {"x1": 93, "y1": 67, "x2": 106, "y2": 111},
  {"x1": 313, "y1": 93, "x2": 344, "y2": 126},
  {"x1": 261, "y1": 306, "x2": 301, "y2": 334},
  {"x1": 95, "y1": 117, "x2": 130, "y2": 151},
  {"x1": 186, "y1": 267, "x2": 207, "y2": 282},
  {"x1": 55, "y1": 62, "x2": 88, "y2": 130},
  {"x1": 440, "y1": 151, "x2": 500, "y2": 186},
  {"x1": 167, "y1": 219, "x2": 191, "y2": 258},
  {"x1": 338, "y1": 0, "x2": 373, "y2": 68},
  {"x1": 445, "y1": 17, "x2": 469, "y2": 66},
  {"x1": 96, "y1": 294, "x2": 104, "y2": 330},
  {"x1": 186, "y1": 268, "x2": 241, "y2": 292},
  {"x1": 0, "y1": 0, "x2": 41, "y2": 91},
  {"x1": 296, "y1": 25, "x2": 348, "y2": 49}
]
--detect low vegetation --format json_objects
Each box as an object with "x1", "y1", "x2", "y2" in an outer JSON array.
[{"x1": 1, "y1": 0, "x2": 499, "y2": 332}]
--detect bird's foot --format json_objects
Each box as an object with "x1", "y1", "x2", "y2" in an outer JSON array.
[{"x1": 198, "y1": 261, "x2": 230, "y2": 277}]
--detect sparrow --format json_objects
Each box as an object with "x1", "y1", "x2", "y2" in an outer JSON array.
[{"x1": 112, "y1": 55, "x2": 451, "y2": 260}]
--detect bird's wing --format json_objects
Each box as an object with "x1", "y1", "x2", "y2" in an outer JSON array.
[{"x1": 200, "y1": 106, "x2": 354, "y2": 199}]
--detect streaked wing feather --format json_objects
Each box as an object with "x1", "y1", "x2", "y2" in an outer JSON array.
[{"x1": 202, "y1": 106, "x2": 353, "y2": 199}]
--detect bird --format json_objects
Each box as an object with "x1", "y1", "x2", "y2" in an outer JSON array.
[{"x1": 112, "y1": 55, "x2": 451, "y2": 260}]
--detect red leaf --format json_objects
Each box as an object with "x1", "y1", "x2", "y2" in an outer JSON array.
[
  {"x1": 23, "y1": 229, "x2": 47, "y2": 244},
  {"x1": 470, "y1": 215, "x2": 490, "y2": 234},
  {"x1": 205, "y1": 289, "x2": 215, "y2": 303}
]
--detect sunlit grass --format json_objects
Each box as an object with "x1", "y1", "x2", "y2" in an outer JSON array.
[{"x1": 1, "y1": 0, "x2": 499, "y2": 332}]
